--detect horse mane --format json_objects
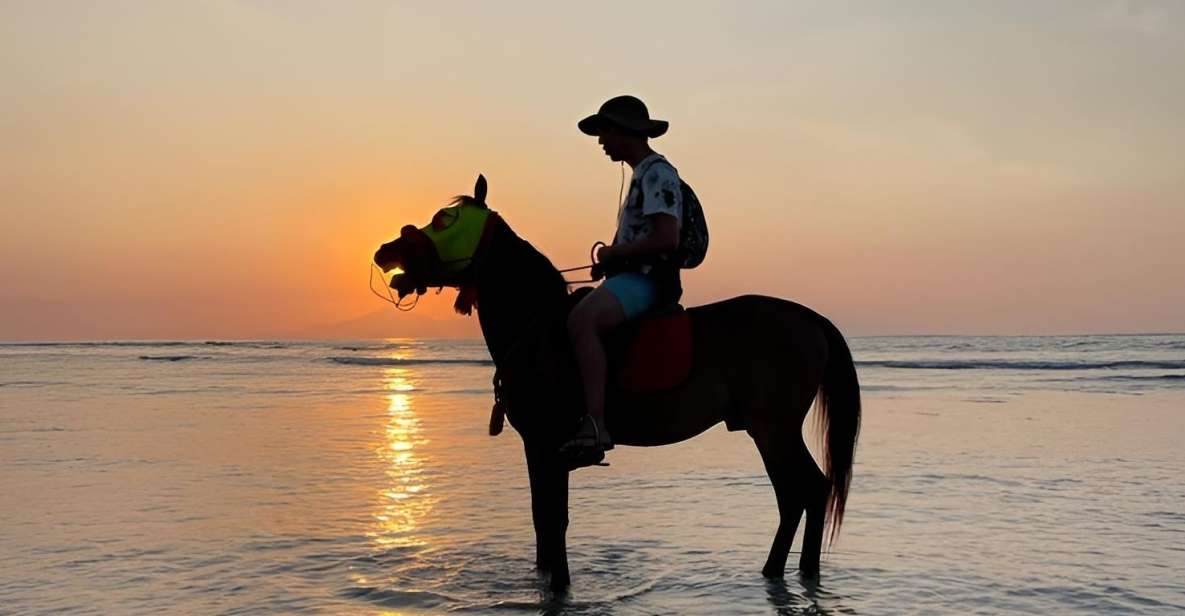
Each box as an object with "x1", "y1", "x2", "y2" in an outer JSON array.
[
  {"x1": 450, "y1": 195, "x2": 485, "y2": 209},
  {"x1": 473, "y1": 217, "x2": 569, "y2": 362},
  {"x1": 481, "y1": 218, "x2": 568, "y2": 305},
  {"x1": 440, "y1": 179, "x2": 568, "y2": 363}
]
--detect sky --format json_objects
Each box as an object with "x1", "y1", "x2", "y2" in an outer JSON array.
[{"x1": 2, "y1": 1, "x2": 1183, "y2": 340}]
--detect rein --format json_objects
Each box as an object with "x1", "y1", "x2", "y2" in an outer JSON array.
[
  {"x1": 369, "y1": 263, "x2": 419, "y2": 311},
  {"x1": 555, "y1": 241, "x2": 607, "y2": 284},
  {"x1": 375, "y1": 161, "x2": 626, "y2": 309},
  {"x1": 371, "y1": 238, "x2": 606, "y2": 313}
]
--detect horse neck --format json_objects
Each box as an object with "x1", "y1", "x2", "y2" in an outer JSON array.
[{"x1": 474, "y1": 222, "x2": 568, "y2": 364}]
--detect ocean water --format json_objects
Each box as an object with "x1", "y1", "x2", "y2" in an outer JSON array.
[{"x1": 2, "y1": 334, "x2": 1183, "y2": 615}]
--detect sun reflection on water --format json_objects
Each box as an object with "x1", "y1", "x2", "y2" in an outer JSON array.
[{"x1": 368, "y1": 367, "x2": 436, "y2": 550}]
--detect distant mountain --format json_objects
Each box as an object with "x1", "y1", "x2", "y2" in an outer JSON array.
[{"x1": 285, "y1": 307, "x2": 481, "y2": 340}]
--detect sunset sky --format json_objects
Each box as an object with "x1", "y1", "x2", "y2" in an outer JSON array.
[{"x1": 2, "y1": 1, "x2": 1183, "y2": 340}]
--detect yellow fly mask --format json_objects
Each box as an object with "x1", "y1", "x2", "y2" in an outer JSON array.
[{"x1": 421, "y1": 200, "x2": 493, "y2": 274}]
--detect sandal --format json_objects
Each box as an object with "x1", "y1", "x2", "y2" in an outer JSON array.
[{"x1": 559, "y1": 415, "x2": 609, "y2": 471}]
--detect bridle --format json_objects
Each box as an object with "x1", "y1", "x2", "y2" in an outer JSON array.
[{"x1": 372, "y1": 214, "x2": 605, "y2": 312}]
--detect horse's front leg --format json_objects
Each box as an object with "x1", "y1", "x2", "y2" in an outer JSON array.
[
  {"x1": 524, "y1": 440, "x2": 549, "y2": 569},
  {"x1": 523, "y1": 440, "x2": 571, "y2": 590}
]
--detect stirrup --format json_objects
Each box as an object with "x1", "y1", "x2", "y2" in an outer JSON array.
[{"x1": 559, "y1": 415, "x2": 609, "y2": 470}]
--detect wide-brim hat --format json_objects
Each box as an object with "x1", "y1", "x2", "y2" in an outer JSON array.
[{"x1": 578, "y1": 95, "x2": 668, "y2": 138}]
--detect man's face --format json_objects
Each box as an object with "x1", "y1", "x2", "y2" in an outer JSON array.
[{"x1": 597, "y1": 126, "x2": 631, "y2": 162}]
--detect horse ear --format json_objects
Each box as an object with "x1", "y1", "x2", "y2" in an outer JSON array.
[{"x1": 474, "y1": 174, "x2": 488, "y2": 208}]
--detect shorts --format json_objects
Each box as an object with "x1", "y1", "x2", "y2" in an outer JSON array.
[{"x1": 601, "y1": 272, "x2": 658, "y2": 319}]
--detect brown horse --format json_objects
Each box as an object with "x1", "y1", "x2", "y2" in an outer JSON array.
[{"x1": 373, "y1": 176, "x2": 861, "y2": 591}]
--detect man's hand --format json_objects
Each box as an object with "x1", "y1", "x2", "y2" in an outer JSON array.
[{"x1": 591, "y1": 244, "x2": 615, "y2": 281}]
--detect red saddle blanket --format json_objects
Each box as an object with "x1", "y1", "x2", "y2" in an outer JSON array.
[{"x1": 614, "y1": 309, "x2": 693, "y2": 394}]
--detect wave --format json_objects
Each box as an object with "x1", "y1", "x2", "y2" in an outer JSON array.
[
  {"x1": 204, "y1": 341, "x2": 288, "y2": 349},
  {"x1": 856, "y1": 359, "x2": 1185, "y2": 371},
  {"x1": 340, "y1": 586, "x2": 453, "y2": 609},
  {"x1": 333, "y1": 344, "x2": 405, "y2": 352},
  {"x1": 139, "y1": 355, "x2": 202, "y2": 362},
  {"x1": 860, "y1": 384, "x2": 943, "y2": 392},
  {"x1": 1054, "y1": 339, "x2": 1109, "y2": 349},
  {"x1": 1093, "y1": 374, "x2": 1185, "y2": 382},
  {"x1": 5, "y1": 341, "x2": 196, "y2": 348},
  {"x1": 328, "y1": 356, "x2": 493, "y2": 367},
  {"x1": 0, "y1": 340, "x2": 292, "y2": 349},
  {"x1": 0, "y1": 381, "x2": 59, "y2": 388}
]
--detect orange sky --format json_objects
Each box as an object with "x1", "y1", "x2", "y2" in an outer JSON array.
[{"x1": 2, "y1": 2, "x2": 1183, "y2": 340}]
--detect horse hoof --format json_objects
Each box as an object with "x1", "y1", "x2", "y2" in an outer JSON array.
[{"x1": 762, "y1": 565, "x2": 786, "y2": 579}]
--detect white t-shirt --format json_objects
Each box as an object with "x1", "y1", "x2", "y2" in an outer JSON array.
[{"x1": 614, "y1": 152, "x2": 683, "y2": 248}]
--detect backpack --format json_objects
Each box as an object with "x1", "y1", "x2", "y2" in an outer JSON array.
[{"x1": 640, "y1": 160, "x2": 709, "y2": 269}]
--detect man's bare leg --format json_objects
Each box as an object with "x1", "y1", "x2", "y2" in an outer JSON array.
[{"x1": 567, "y1": 287, "x2": 626, "y2": 448}]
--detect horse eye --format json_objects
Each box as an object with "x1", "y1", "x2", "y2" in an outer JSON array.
[{"x1": 432, "y1": 208, "x2": 459, "y2": 231}]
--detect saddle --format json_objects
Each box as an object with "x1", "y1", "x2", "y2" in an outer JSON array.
[{"x1": 609, "y1": 305, "x2": 693, "y2": 394}]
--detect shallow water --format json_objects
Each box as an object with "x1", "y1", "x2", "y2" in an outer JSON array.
[{"x1": 2, "y1": 336, "x2": 1184, "y2": 614}]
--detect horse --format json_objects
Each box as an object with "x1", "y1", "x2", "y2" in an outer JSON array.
[{"x1": 373, "y1": 175, "x2": 861, "y2": 592}]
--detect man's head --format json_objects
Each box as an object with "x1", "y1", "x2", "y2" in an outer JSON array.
[
  {"x1": 595, "y1": 125, "x2": 646, "y2": 163},
  {"x1": 579, "y1": 95, "x2": 667, "y2": 163}
]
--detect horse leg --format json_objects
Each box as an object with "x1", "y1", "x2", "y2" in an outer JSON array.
[
  {"x1": 524, "y1": 441, "x2": 549, "y2": 569},
  {"x1": 523, "y1": 442, "x2": 571, "y2": 590},
  {"x1": 755, "y1": 428, "x2": 829, "y2": 578},
  {"x1": 540, "y1": 457, "x2": 571, "y2": 591},
  {"x1": 798, "y1": 471, "x2": 829, "y2": 578},
  {"x1": 755, "y1": 434, "x2": 805, "y2": 578}
]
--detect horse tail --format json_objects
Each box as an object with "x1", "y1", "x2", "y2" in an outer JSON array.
[{"x1": 814, "y1": 315, "x2": 861, "y2": 545}]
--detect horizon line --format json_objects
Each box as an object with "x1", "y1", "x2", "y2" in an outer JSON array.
[{"x1": 3, "y1": 331, "x2": 1184, "y2": 344}]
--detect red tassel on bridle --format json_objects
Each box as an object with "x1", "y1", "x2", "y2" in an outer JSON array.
[
  {"x1": 454, "y1": 283, "x2": 478, "y2": 315},
  {"x1": 453, "y1": 212, "x2": 503, "y2": 316}
]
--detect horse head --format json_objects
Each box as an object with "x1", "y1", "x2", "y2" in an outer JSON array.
[{"x1": 373, "y1": 175, "x2": 496, "y2": 306}]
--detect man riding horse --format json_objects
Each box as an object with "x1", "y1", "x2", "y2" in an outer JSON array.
[{"x1": 566, "y1": 94, "x2": 689, "y2": 469}]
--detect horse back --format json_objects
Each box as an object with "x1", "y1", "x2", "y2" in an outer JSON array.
[{"x1": 606, "y1": 295, "x2": 830, "y2": 446}]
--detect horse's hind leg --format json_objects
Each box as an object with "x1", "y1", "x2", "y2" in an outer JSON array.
[
  {"x1": 756, "y1": 436, "x2": 803, "y2": 578},
  {"x1": 754, "y1": 427, "x2": 829, "y2": 578},
  {"x1": 752, "y1": 431, "x2": 816, "y2": 577},
  {"x1": 798, "y1": 473, "x2": 828, "y2": 578}
]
